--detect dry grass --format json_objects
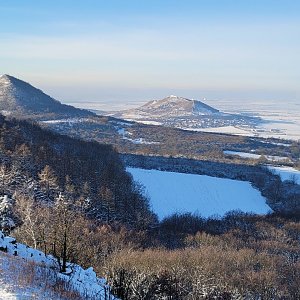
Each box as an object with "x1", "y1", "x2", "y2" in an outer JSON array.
[{"x1": 0, "y1": 252, "x2": 83, "y2": 299}]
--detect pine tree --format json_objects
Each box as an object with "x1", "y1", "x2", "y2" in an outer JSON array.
[
  {"x1": 0, "y1": 195, "x2": 15, "y2": 234},
  {"x1": 0, "y1": 164, "x2": 16, "y2": 195}
]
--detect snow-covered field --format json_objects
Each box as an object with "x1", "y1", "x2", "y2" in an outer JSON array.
[
  {"x1": 267, "y1": 166, "x2": 300, "y2": 184},
  {"x1": 204, "y1": 99, "x2": 300, "y2": 141},
  {"x1": 224, "y1": 150, "x2": 262, "y2": 159},
  {"x1": 127, "y1": 168, "x2": 272, "y2": 219},
  {"x1": 188, "y1": 125, "x2": 256, "y2": 136},
  {"x1": 224, "y1": 150, "x2": 290, "y2": 162}
]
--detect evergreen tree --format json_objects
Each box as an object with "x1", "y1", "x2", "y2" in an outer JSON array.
[{"x1": 0, "y1": 195, "x2": 15, "y2": 234}]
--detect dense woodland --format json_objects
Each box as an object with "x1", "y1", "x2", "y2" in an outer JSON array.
[
  {"x1": 0, "y1": 114, "x2": 156, "y2": 230},
  {"x1": 0, "y1": 114, "x2": 300, "y2": 299}
]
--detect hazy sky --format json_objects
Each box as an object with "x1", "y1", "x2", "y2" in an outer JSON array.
[{"x1": 0, "y1": 0, "x2": 299, "y2": 106}]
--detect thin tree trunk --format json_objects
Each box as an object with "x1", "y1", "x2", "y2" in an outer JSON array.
[{"x1": 62, "y1": 229, "x2": 67, "y2": 273}]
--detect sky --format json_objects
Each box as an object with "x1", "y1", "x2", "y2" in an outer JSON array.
[{"x1": 0, "y1": 0, "x2": 299, "y2": 107}]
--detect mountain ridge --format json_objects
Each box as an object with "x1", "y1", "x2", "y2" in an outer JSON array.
[{"x1": 0, "y1": 74, "x2": 93, "y2": 119}]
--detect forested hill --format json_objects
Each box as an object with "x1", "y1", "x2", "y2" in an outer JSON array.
[{"x1": 0, "y1": 114, "x2": 156, "y2": 230}]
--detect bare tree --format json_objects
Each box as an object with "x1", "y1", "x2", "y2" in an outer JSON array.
[
  {"x1": 38, "y1": 165, "x2": 58, "y2": 200},
  {"x1": 13, "y1": 194, "x2": 41, "y2": 249}
]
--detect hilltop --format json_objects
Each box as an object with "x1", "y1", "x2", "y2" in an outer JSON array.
[
  {"x1": 0, "y1": 74, "x2": 93, "y2": 119},
  {"x1": 107, "y1": 95, "x2": 260, "y2": 130}
]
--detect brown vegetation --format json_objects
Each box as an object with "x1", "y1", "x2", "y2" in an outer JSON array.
[
  {"x1": 102, "y1": 214, "x2": 300, "y2": 299},
  {"x1": 11, "y1": 203, "x2": 300, "y2": 299}
]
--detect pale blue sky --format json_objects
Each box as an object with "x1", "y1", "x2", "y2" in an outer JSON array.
[{"x1": 0, "y1": 0, "x2": 299, "y2": 105}]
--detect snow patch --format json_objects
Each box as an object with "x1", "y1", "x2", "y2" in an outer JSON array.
[
  {"x1": 41, "y1": 118, "x2": 82, "y2": 124},
  {"x1": 138, "y1": 120, "x2": 163, "y2": 126},
  {"x1": 267, "y1": 166, "x2": 300, "y2": 184},
  {"x1": 190, "y1": 126, "x2": 256, "y2": 136},
  {"x1": 0, "y1": 110, "x2": 12, "y2": 116},
  {"x1": 224, "y1": 151, "x2": 290, "y2": 162},
  {"x1": 115, "y1": 126, "x2": 160, "y2": 145}
]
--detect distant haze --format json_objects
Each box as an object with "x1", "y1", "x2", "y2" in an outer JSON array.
[{"x1": 0, "y1": 1, "x2": 299, "y2": 104}]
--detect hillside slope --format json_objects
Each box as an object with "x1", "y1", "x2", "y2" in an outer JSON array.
[
  {"x1": 0, "y1": 74, "x2": 93, "y2": 119},
  {"x1": 0, "y1": 114, "x2": 156, "y2": 229},
  {"x1": 0, "y1": 231, "x2": 116, "y2": 299}
]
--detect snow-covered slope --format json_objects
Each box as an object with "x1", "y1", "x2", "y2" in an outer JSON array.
[
  {"x1": 0, "y1": 74, "x2": 93, "y2": 118},
  {"x1": 137, "y1": 95, "x2": 219, "y2": 117},
  {"x1": 127, "y1": 168, "x2": 272, "y2": 219},
  {"x1": 0, "y1": 252, "x2": 77, "y2": 300},
  {"x1": 0, "y1": 231, "x2": 116, "y2": 299},
  {"x1": 111, "y1": 95, "x2": 219, "y2": 119},
  {"x1": 107, "y1": 95, "x2": 260, "y2": 130}
]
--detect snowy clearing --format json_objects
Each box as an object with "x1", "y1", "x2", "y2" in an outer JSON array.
[
  {"x1": 267, "y1": 166, "x2": 300, "y2": 184},
  {"x1": 116, "y1": 126, "x2": 159, "y2": 145},
  {"x1": 127, "y1": 168, "x2": 272, "y2": 219},
  {"x1": 185, "y1": 125, "x2": 255, "y2": 136},
  {"x1": 137, "y1": 120, "x2": 163, "y2": 125},
  {"x1": 224, "y1": 150, "x2": 290, "y2": 162},
  {"x1": 224, "y1": 150, "x2": 262, "y2": 159},
  {"x1": 41, "y1": 118, "x2": 82, "y2": 124}
]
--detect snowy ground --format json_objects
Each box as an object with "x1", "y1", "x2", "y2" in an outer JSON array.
[
  {"x1": 41, "y1": 118, "x2": 83, "y2": 124},
  {"x1": 224, "y1": 150, "x2": 262, "y2": 159},
  {"x1": 204, "y1": 99, "x2": 300, "y2": 141},
  {"x1": 0, "y1": 231, "x2": 116, "y2": 300},
  {"x1": 223, "y1": 150, "x2": 290, "y2": 162},
  {"x1": 0, "y1": 252, "x2": 72, "y2": 300},
  {"x1": 115, "y1": 124, "x2": 159, "y2": 145},
  {"x1": 188, "y1": 125, "x2": 256, "y2": 136},
  {"x1": 267, "y1": 166, "x2": 300, "y2": 184},
  {"x1": 0, "y1": 274, "x2": 16, "y2": 300},
  {"x1": 127, "y1": 168, "x2": 272, "y2": 219}
]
